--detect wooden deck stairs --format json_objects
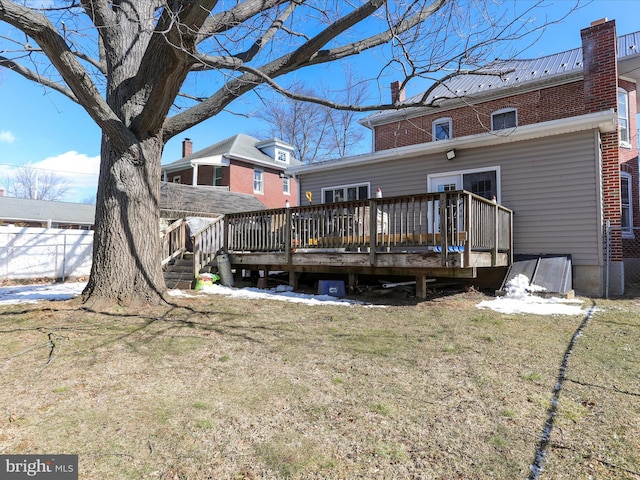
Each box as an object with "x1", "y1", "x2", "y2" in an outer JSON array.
[{"x1": 163, "y1": 253, "x2": 194, "y2": 290}]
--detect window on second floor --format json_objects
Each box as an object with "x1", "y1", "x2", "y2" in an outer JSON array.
[
  {"x1": 283, "y1": 176, "x2": 290, "y2": 195},
  {"x1": 491, "y1": 108, "x2": 517, "y2": 131},
  {"x1": 432, "y1": 118, "x2": 452, "y2": 141},
  {"x1": 253, "y1": 168, "x2": 264, "y2": 194},
  {"x1": 618, "y1": 88, "x2": 630, "y2": 146}
]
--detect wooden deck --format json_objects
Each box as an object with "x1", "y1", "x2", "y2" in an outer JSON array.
[{"x1": 220, "y1": 191, "x2": 513, "y2": 295}]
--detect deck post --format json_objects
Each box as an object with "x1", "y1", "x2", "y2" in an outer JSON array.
[
  {"x1": 348, "y1": 273, "x2": 357, "y2": 292},
  {"x1": 464, "y1": 194, "x2": 472, "y2": 268},
  {"x1": 289, "y1": 271, "x2": 299, "y2": 290},
  {"x1": 492, "y1": 202, "x2": 499, "y2": 266},
  {"x1": 285, "y1": 207, "x2": 292, "y2": 264},
  {"x1": 223, "y1": 215, "x2": 229, "y2": 253},
  {"x1": 439, "y1": 193, "x2": 448, "y2": 266},
  {"x1": 369, "y1": 198, "x2": 378, "y2": 265},
  {"x1": 415, "y1": 274, "x2": 428, "y2": 299}
]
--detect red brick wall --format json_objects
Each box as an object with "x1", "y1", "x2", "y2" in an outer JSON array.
[
  {"x1": 374, "y1": 81, "x2": 586, "y2": 150},
  {"x1": 165, "y1": 162, "x2": 298, "y2": 209},
  {"x1": 229, "y1": 161, "x2": 298, "y2": 209}
]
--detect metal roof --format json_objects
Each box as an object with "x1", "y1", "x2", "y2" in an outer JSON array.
[
  {"x1": 162, "y1": 134, "x2": 302, "y2": 171},
  {"x1": 363, "y1": 28, "x2": 640, "y2": 125}
]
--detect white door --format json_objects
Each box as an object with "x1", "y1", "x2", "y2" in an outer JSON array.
[{"x1": 428, "y1": 175, "x2": 462, "y2": 235}]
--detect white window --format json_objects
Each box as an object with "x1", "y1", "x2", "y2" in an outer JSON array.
[
  {"x1": 172, "y1": 175, "x2": 181, "y2": 183},
  {"x1": 276, "y1": 150, "x2": 289, "y2": 163},
  {"x1": 432, "y1": 118, "x2": 452, "y2": 141},
  {"x1": 283, "y1": 176, "x2": 290, "y2": 195},
  {"x1": 621, "y1": 172, "x2": 633, "y2": 238},
  {"x1": 253, "y1": 168, "x2": 264, "y2": 194},
  {"x1": 322, "y1": 183, "x2": 370, "y2": 203},
  {"x1": 491, "y1": 108, "x2": 517, "y2": 131},
  {"x1": 618, "y1": 88, "x2": 630, "y2": 146},
  {"x1": 214, "y1": 167, "x2": 223, "y2": 186}
]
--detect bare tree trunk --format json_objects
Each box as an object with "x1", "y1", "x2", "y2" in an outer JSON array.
[{"x1": 82, "y1": 136, "x2": 167, "y2": 307}]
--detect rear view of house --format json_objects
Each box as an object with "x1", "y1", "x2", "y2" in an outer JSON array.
[{"x1": 293, "y1": 19, "x2": 640, "y2": 297}]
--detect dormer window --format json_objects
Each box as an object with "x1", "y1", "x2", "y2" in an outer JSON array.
[
  {"x1": 276, "y1": 149, "x2": 289, "y2": 163},
  {"x1": 432, "y1": 118, "x2": 452, "y2": 141},
  {"x1": 491, "y1": 108, "x2": 517, "y2": 130}
]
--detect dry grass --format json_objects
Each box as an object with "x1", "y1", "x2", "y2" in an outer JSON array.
[{"x1": 0, "y1": 289, "x2": 638, "y2": 479}]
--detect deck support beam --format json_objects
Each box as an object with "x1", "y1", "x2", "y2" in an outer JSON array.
[
  {"x1": 289, "y1": 271, "x2": 299, "y2": 290},
  {"x1": 416, "y1": 274, "x2": 428, "y2": 299}
]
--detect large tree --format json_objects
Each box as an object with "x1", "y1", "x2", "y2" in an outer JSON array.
[{"x1": 0, "y1": 0, "x2": 577, "y2": 306}]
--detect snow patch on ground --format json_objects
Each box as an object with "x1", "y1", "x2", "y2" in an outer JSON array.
[
  {"x1": 0, "y1": 281, "x2": 372, "y2": 307},
  {"x1": 476, "y1": 274, "x2": 586, "y2": 315},
  {"x1": 173, "y1": 283, "x2": 373, "y2": 307},
  {"x1": 0, "y1": 282, "x2": 86, "y2": 305}
]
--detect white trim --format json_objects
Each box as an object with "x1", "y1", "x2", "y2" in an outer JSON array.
[
  {"x1": 190, "y1": 155, "x2": 229, "y2": 167},
  {"x1": 293, "y1": 110, "x2": 617, "y2": 175},
  {"x1": 428, "y1": 166, "x2": 501, "y2": 202}
]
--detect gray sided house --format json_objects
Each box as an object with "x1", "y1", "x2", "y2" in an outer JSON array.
[{"x1": 292, "y1": 20, "x2": 640, "y2": 297}]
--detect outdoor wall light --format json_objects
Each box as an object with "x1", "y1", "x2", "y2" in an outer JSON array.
[{"x1": 446, "y1": 149, "x2": 456, "y2": 160}]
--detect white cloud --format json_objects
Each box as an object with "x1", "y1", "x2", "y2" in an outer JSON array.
[
  {"x1": 0, "y1": 130, "x2": 16, "y2": 143},
  {"x1": 32, "y1": 151, "x2": 100, "y2": 190}
]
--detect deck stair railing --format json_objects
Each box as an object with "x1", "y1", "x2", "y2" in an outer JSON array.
[
  {"x1": 161, "y1": 215, "x2": 226, "y2": 279},
  {"x1": 191, "y1": 215, "x2": 225, "y2": 275},
  {"x1": 160, "y1": 218, "x2": 187, "y2": 267},
  {"x1": 224, "y1": 191, "x2": 512, "y2": 267}
]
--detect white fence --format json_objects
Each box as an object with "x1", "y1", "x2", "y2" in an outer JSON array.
[{"x1": 0, "y1": 226, "x2": 93, "y2": 280}]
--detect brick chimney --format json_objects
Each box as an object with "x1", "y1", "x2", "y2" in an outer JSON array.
[
  {"x1": 390, "y1": 81, "x2": 406, "y2": 104},
  {"x1": 182, "y1": 138, "x2": 193, "y2": 157},
  {"x1": 581, "y1": 18, "x2": 618, "y2": 113}
]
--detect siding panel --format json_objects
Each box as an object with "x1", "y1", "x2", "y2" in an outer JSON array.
[{"x1": 299, "y1": 130, "x2": 602, "y2": 265}]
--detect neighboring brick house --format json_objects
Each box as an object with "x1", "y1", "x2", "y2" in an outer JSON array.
[
  {"x1": 292, "y1": 19, "x2": 640, "y2": 297},
  {"x1": 161, "y1": 134, "x2": 301, "y2": 209}
]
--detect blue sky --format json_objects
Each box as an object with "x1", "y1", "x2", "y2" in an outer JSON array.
[{"x1": 0, "y1": 0, "x2": 638, "y2": 203}]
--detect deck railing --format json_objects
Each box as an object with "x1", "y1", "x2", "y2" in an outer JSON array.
[
  {"x1": 160, "y1": 218, "x2": 187, "y2": 266},
  {"x1": 225, "y1": 191, "x2": 512, "y2": 266},
  {"x1": 191, "y1": 215, "x2": 225, "y2": 275}
]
